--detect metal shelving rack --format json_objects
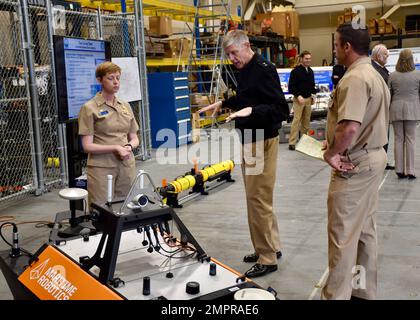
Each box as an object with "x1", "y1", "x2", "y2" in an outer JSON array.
[
  {"x1": 248, "y1": 34, "x2": 287, "y2": 67},
  {"x1": 187, "y1": 0, "x2": 238, "y2": 129},
  {"x1": 72, "y1": 0, "x2": 240, "y2": 23},
  {"x1": 331, "y1": 28, "x2": 420, "y2": 59},
  {"x1": 72, "y1": 0, "x2": 240, "y2": 67},
  {"x1": 144, "y1": 0, "x2": 239, "y2": 67},
  {"x1": 371, "y1": 28, "x2": 420, "y2": 47},
  {"x1": 70, "y1": 0, "x2": 241, "y2": 129}
]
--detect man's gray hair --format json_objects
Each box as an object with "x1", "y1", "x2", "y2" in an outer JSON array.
[
  {"x1": 222, "y1": 29, "x2": 249, "y2": 49},
  {"x1": 371, "y1": 44, "x2": 388, "y2": 61}
]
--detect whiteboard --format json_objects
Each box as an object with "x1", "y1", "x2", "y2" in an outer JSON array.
[
  {"x1": 112, "y1": 57, "x2": 142, "y2": 102},
  {"x1": 386, "y1": 47, "x2": 420, "y2": 73}
]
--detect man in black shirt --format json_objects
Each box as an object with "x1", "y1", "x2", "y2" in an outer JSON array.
[
  {"x1": 197, "y1": 29, "x2": 289, "y2": 278},
  {"x1": 287, "y1": 50, "x2": 317, "y2": 150}
]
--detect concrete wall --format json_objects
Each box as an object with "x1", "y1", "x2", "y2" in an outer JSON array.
[{"x1": 299, "y1": 26, "x2": 336, "y2": 66}]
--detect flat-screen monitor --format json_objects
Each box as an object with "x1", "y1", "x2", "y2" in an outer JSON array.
[
  {"x1": 277, "y1": 66, "x2": 333, "y2": 101},
  {"x1": 54, "y1": 35, "x2": 111, "y2": 123}
]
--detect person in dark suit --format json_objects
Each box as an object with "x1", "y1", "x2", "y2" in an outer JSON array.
[
  {"x1": 371, "y1": 44, "x2": 390, "y2": 83},
  {"x1": 371, "y1": 44, "x2": 394, "y2": 170}
]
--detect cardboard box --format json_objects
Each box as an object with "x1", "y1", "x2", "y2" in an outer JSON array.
[
  {"x1": 257, "y1": 11, "x2": 299, "y2": 38},
  {"x1": 149, "y1": 16, "x2": 173, "y2": 37},
  {"x1": 369, "y1": 26, "x2": 377, "y2": 35},
  {"x1": 286, "y1": 11, "x2": 299, "y2": 38},
  {"x1": 272, "y1": 12, "x2": 287, "y2": 37},
  {"x1": 377, "y1": 19, "x2": 395, "y2": 34},
  {"x1": 384, "y1": 19, "x2": 396, "y2": 33},
  {"x1": 256, "y1": 12, "x2": 271, "y2": 33},
  {"x1": 163, "y1": 38, "x2": 190, "y2": 58},
  {"x1": 368, "y1": 18, "x2": 378, "y2": 35},
  {"x1": 256, "y1": 13, "x2": 271, "y2": 22},
  {"x1": 245, "y1": 20, "x2": 262, "y2": 35},
  {"x1": 145, "y1": 38, "x2": 165, "y2": 55},
  {"x1": 368, "y1": 18, "x2": 378, "y2": 28},
  {"x1": 385, "y1": 23, "x2": 396, "y2": 34},
  {"x1": 257, "y1": 12, "x2": 287, "y2": 37},
  {"x1": 378, "y1": 18, "x2": 387, "y2": 27}
]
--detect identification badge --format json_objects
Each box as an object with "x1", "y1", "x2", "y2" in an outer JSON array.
[{"x1": 99, "y1": 110, "x2": 109, "y2": 116}]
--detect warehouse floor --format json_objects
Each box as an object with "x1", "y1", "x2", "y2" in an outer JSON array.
[{"x1": 1, "y1": 125, "x2": 419, "y2": 300}]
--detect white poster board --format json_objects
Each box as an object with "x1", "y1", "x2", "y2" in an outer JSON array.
[
  {"x1": 111, "y1": 57, "x2": 142, "y2": 102},
  {"x1": 386, "y1": 47, "x2": 420, "y2": 73}
]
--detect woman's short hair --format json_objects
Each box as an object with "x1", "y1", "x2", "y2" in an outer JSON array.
[
  {"x1": 95, "y1": 61, "x2": 121, "y2": 79},
  {"x1": 222, "y1": 29, "x2": 249, "y2": 49},
  {"x1": 395, "y1": 49, "x2": 415, "y2": 73}
]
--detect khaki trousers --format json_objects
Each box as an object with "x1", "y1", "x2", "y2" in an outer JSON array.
[
  {"x1": 392, "y1": 120, "x2": 417, "y2": 175},
  {"x1": 289, "y1": 97, "x2": 312, "y2": 146},
  {"x1": 87, "y1": 164, "x2": 136, "y2": 208},
  {"x1": 321, "y1": 148, "x2": 386, "y2": 300},
  {"x1": 241, "y1": 136, "x2": 281, "y2": 265}
]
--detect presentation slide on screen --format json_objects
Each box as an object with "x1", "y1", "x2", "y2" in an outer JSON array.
[
  {"x1": 386, "y1": 47, "x2": 420, "y2": 73},
  {"x1": 64, "y1": 38, "x2": 106, "y2": 120},
  {"x1": 277, "y1": 66, "x2": 333, "y2": 100}
]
